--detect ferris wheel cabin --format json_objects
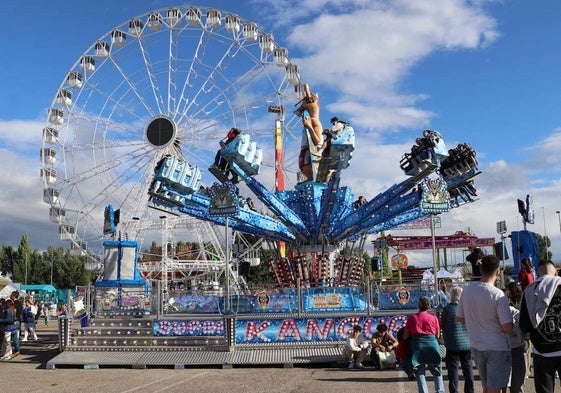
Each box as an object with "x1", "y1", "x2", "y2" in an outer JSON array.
[
  {"x1": 40, "y1": 168, "x2": 56, "y2": 185},
  {"x1": 42, "y1": 127, "x2": 58, "y2": 144}
]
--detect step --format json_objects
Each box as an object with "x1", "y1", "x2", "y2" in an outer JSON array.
[{"x1": 69, "y1": 336, "x2": 228, "y2": 348}]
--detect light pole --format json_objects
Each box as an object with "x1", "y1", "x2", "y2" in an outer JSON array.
[
  {"x1": 430, "y1": 214, "x2": 438, "y2": 305},
  {"x1": 556, "y1": 211, "x2": 561, "y2": 234},
  {"x1": 50, "y1": 254, "x2": 54, "y2": 286},
  {"x1": 542, "y1": 206, "x2": 548, "y2": 254},
  {"x1": 225, "y1": 217, "x2": 230, "y2": 312},
  {"x1": 496, "y1": 220, "x2": 507, "y2": 287}
]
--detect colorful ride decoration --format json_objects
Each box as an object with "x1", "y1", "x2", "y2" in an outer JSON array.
[
  {"x1": 147, "y1": 128, "x2": 480, "y2": 287},
  {"x1": 391, "y1": 253, "x2": 408, "y2": 269},
  {"x1": 379, "y1": 232, "x2": 495, "y2": 250},
  {"x1": 390, "y1": 253, "x2": 409, "y2": 285},
  {"x1": 420, "y1": 176, "x2": 451, "y2": 214},
  {"x1": 154, "y1": 314, "x2": 410, "y2": 345}
]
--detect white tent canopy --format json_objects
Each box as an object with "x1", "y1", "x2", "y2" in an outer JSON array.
[
  {"x1": 0, "y1": 275, "x2": 26, "y2": 299},
  {"x1": 437, "y1": 268, "x2": 453, "y2": 279}
]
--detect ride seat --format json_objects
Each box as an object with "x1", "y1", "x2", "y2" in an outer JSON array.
[
  {"x1": 156, "y1": 155, "x2": 201, "y2": 194},
  {"x1": 325, "y1": 125, "x2": 355, "y2": 170},
  {"x1": 221, "y1": 134, "x2": 261, "y2": 175}
]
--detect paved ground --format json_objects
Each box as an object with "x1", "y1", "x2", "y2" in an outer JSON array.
[{"x1": 0, "y1": 323, "x2": 538, "y2": 393}]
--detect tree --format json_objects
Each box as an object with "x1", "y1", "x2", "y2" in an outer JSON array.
[
  {"x1": 537, "y1": 234, "x2": 552, "y2": 261},
  {"x1": 3, "y1": 235, "x2": 94, "y2": 288},
  {"x1": 0, "y1": 244, "x2": 17, "y2": 276},
  {"x1": 12, "y1": 234, "x2": 32, "y2": 284},
  {"x1": 54, "y1": 250, "x2": 94, "y2": 288}
]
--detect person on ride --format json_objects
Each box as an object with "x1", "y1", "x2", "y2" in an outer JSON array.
[
  {"x1": 318, "y1": 117, "x2": 348, "y2": 157},
  {"x1": 213, "y1": 127, "x2": 241, "y2": 183},
  {"x1": 421, "y1": 129, "x2": 442, "y2": 162}
]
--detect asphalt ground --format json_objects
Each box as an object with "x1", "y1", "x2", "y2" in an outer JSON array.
[{"x1": 0, "y1": 323, "x2": 539, "y2": 393}]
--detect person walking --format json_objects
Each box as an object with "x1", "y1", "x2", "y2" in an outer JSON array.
[
  {"x1": 507, "y1": 286, "x2": 527, "y2": 393},
  {"x1": 0, "y1": 299, "x2": 17, "y2": 360},
  {"x1": 9, "y1": 291, "x2": 22, "y2": 357},
  {"x1": 457, "y1": 255, "x2": 513, "y2": 393},
  {"x1": 403, "y1": 296, "x2": 445, "y2": 393},
  {"x1": 519, "y1": 259, "x2": 561, "y2": 393},
  {"x1": 441, "y1": 286, "x2": 475, "y2": 393},
  {"x1": 518, "y1": 258, "x2": 535, "y2": 292},
  {"x1": 42, "y1": 304, "x2": 50, "y2": 326},
  {"x1": 22, "y1": 298, "x2": 38, "y2": 341}
]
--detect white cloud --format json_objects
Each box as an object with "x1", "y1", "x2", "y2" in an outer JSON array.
[
  {"x1": 254, "y1": 0, "x2": 498, "y2": 132},
  {"x1": 0, "y1": 148, "x2": 62, "y2": 250},
  {"x1": 0, "y1": 119, "x2": 43, "y2": 152}
]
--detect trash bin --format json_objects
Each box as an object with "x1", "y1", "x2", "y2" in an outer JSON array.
[{"x1": 80, "y1": 313, "x2": 88, "y2": 328}]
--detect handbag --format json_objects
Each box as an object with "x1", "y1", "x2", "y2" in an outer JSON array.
[
  {"x1": 438, "y1": 340, "x2": 446, "y2": 359},
  {"x1": 377, "y1": 350, "x2": 397, "y2": 369}
]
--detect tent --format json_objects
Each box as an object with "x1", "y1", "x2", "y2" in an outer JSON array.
[
  {"x1": 20, "y1": 284, "x2": 57, "y2": 303},
  {"x1": 0, "y1": 276, "x2": 26, "y2": 299},
  {"x1": 436, "y1": 268, "x2": 452, "y2": 279}
]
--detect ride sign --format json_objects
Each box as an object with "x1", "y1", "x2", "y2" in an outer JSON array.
[
  {"x1": 208, "y1": 182, "x2": 239, "y2": 217},
  {"x1": 419, "y1": 176, "x2": 451, "y2": 214}
]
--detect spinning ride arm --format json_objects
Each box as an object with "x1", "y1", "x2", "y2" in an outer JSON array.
[
  {"x1": 329, "y1": 186, "x2": 422, "y2": 242},
  {"x1": 148, "y1": 155, "x2": 296, "y2": 242},
  {"x1": 209, "y1": 133, "x2": 310, "y2": 241},
  {"x1": 328, "y1": 163, "x2": 436, "y2": 242},
  {"x1": 229, "y1": 160, "x2": 310, "y2": 241},
  {"x1": 358, "y1": 164, "x2": 482, "y2": 235},
  {"x1": 151, "y1": 196, "x2": 296, "y2": 242}
]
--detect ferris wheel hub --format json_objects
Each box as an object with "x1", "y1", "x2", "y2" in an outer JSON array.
[{"x1": 145, "y1": 116, "x2": 176, "y2": 148}]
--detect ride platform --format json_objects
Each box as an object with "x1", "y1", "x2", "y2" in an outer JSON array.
[{"x1": 47, "y1": 343, "x2": 344, "y2": 369}]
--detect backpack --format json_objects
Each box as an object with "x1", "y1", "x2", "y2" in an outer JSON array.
[{"x1": 535, "y1": 286, "x2": 561, "y2": 345}]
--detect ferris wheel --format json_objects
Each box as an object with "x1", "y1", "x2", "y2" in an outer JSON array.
[{"x1": 39, "y1": 6, "x2": 305, "y2": 262}]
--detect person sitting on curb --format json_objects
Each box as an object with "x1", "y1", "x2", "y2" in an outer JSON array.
[
  {"x1": 342, "y1": 325, "x2": 369, "y2": 369},
  {"x1": 371, "y1": 323, "x2": 399, "y2": 369}
]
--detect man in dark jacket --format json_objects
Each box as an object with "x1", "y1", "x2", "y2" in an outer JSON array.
[
  {"x1": 519, "y1": 260, "x2": 561, "y2": 393},
  {"x1": 9, "y1": 291, "x2": 23, "y2": 357}
]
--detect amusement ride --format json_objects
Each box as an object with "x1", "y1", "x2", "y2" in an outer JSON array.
[{"x1": 38, "y1": 5, "x2": 486, "y2": 367}]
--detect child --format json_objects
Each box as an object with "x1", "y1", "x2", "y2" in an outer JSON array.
[{"x1": 22, "y1": 298, "x2": 38, "y2": 341}]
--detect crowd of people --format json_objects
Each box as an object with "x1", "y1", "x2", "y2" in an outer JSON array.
[
  {"x1": 0, "y1": 291, "x2": 67, "y2": 361},
  {"x1": 343, "y1": 255, "x2": 561, "y2": 393}
]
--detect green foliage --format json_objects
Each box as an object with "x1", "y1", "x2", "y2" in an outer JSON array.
[
  {"x1": 1, "y1": 235, "x2": 94, "y2": 289},
  {"x1": 537, "y1": 234, "x2": 552, "y2": 261},
  {"x1": 245, "y1": 248, "x2": 275, "y2": 285},
  {"x1": 0, "y1": 244, "x2": 17, "y2": 276}
]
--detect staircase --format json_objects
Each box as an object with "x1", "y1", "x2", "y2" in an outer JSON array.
[{"x1": 64, "y1": 312, "x2": 227, "y2": 352}]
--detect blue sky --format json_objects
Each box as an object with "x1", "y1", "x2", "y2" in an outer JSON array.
[{"x1": 2, "y1": 0, "x2": 561, "y2": 267}]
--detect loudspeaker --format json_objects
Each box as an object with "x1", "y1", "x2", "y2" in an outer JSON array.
[
  {"x1": 371, "y1": 257, "x2": 381, "y2": 272},
  {"x1": 517, "y1": 199, "x2": 526, "y2": 216},
  {"x1": 494, "y1": 242, "x2": 510, "y2": 260}
]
